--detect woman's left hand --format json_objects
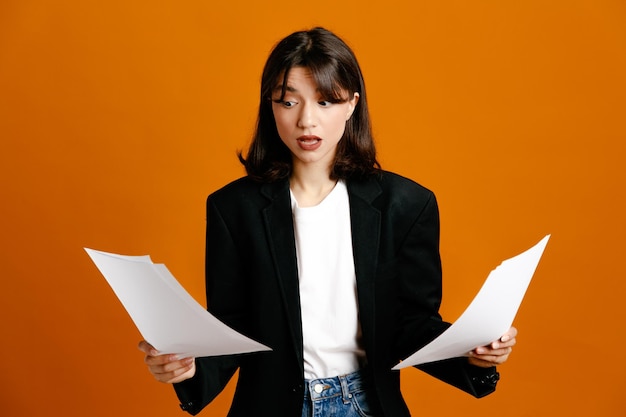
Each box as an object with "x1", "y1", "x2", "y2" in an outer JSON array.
[{"x1": 468, "y1": 326, "x2": 517, "y2": 367}]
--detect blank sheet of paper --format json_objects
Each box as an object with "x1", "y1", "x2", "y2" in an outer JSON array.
[
  {"x1": 85, "y1": 248, "x2": 271, "y2": 358},
  {"x1": 393, "y1": 234, "x2": 550, "y2": 369}
]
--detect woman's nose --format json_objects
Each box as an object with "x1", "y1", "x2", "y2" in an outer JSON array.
[{"x1": 297, "y1": 101, "x2": 317, "y2": 129}]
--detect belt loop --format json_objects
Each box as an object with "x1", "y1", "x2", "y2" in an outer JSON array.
[{"x1": 339, "y1": 374, "x2": 351, "y2": 404}]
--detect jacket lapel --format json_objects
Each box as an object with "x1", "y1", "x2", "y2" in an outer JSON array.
[
  {"x1": 260, "y1": 180, "x2": 304, "y2": 366},
  {"x1": 347, "y1": 178, "x2": 383, "y2": 355}
]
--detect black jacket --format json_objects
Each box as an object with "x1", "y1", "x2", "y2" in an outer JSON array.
[{"x1": 174, "y1": 171, "x2": 498, "y2": 416}]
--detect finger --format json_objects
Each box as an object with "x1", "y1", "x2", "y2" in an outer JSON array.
[
  {"x1": 494, "y1": 337, "x2": 516, "y2": 350},
  {"x1": 144, "y1": 352, "x2": 184, "y2": 367},
  {"x1": 498, "y1": 337, "x2": 516, "y2": 349},
  {"x1": 153, "y1": 357, "x2": 194, "y2": 373},
  {"x1": 468, "y1": 356, "x2": 494, "y2": 368},
  {"x1": 470, "y1": 347, "x2": 512, "y2": 365},
  {"x1": 469, "y1": 354, "x2": 508, "y2": 366},
  {"x1": 469, "y1": 355, "x2": 504, "y2": 368},
  {"x1": 164, "y1": 364, "x2": 195, "y2": 384},
  {"x1": 138, "y1": 340, "x2": 159, "y2": 356},
  {"x1": 151, "y1": 358, "x2": 195, "y2": 383},
  {"x1": 472, "y1": 344, "x2": 512, "y2": 356},
  {"x1": 474, "y1": 345, "x2": 513, "y2": 356},
  {"x1": 489, "y1": 334, "x2": 517, "y2": 350},
  {"x1": 498, "y1": 326, "x2": 518, "y2": 344}
]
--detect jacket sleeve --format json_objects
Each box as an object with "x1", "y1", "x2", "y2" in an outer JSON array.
[
  {"x1": 394, "y1": 190, "x2": 446, "y2": 356},
  {"x1": 394, "y1": 190, "x2": 499, "y2": 397},
  {"x1": 417, "y1": 359, "x2": 499, "y2": 398},
  {"x1": 173, "y1": 356, "x2": 239, "y2": 415},
  {"x1": 172, "y1": 193, "x2": 246, "y2": 414}
]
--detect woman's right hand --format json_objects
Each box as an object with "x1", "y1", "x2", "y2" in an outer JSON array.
[{"x1": 138, "y1": 340, "x2": 196, "y2": 384}]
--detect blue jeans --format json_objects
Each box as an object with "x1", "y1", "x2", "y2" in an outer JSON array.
[{"x1": 302, "y1": 369, "x2": 383, "y2": 417}]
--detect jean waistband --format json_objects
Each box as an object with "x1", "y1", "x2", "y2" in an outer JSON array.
[{"x1": 303, "y1": 369, "x2": 371, "y2": 401}]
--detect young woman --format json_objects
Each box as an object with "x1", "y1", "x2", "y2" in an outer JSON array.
[{"x1": 138, "y1": 27, "x2": 517, "y2": 417}]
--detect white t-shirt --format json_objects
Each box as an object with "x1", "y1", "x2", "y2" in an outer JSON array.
[{"x1": 290, "y1": 180, "x2": 365, "y2": 379}]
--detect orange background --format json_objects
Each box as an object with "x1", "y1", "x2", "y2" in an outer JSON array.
[{"x1": 1, "y1": 1, "x2": 625, "y2": 416}]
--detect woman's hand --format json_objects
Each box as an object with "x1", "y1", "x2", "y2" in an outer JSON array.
[
  {"x1": 468, "y1": 326, "x2": 517, "y2": 367},
  {"x1": 138, "y1": 340, "x2": 196, "y2": 384}
]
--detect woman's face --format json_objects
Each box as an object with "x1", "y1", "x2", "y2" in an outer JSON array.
[{"x1": 271, "y1": 66, "x2": 359, "y2": 173}]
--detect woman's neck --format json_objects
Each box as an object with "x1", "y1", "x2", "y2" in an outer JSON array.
[{"x1": 290, "y1": 164, "x2": 337, "y2": 208}]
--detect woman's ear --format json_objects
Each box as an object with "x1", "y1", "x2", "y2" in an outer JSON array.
[{"x1": 346, "y1": 92, "x2": 360, "y2": 120}]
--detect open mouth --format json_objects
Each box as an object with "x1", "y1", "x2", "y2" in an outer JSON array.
[{"x1": 297, "y1": 135, "x2": 322, "y2": 150}]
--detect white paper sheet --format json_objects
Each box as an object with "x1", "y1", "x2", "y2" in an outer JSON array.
[
  {"x1": 85, "y1": 248, "x2": 271, "y2": 358},
  {"x1": 393, "y1": 234, "x2": 550, "y2": 370}
]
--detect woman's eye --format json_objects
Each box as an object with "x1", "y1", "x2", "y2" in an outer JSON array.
[
  {"x1": 318, "y1": 100, "x2": 332, "y2": 107},
  {"x1": 272, "y1": 99, "x2": 296, "y2": 108}
]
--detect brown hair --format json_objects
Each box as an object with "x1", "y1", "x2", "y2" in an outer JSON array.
[{"x1": 239, "y1": 27, "x2": 380, "y2": 181}]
